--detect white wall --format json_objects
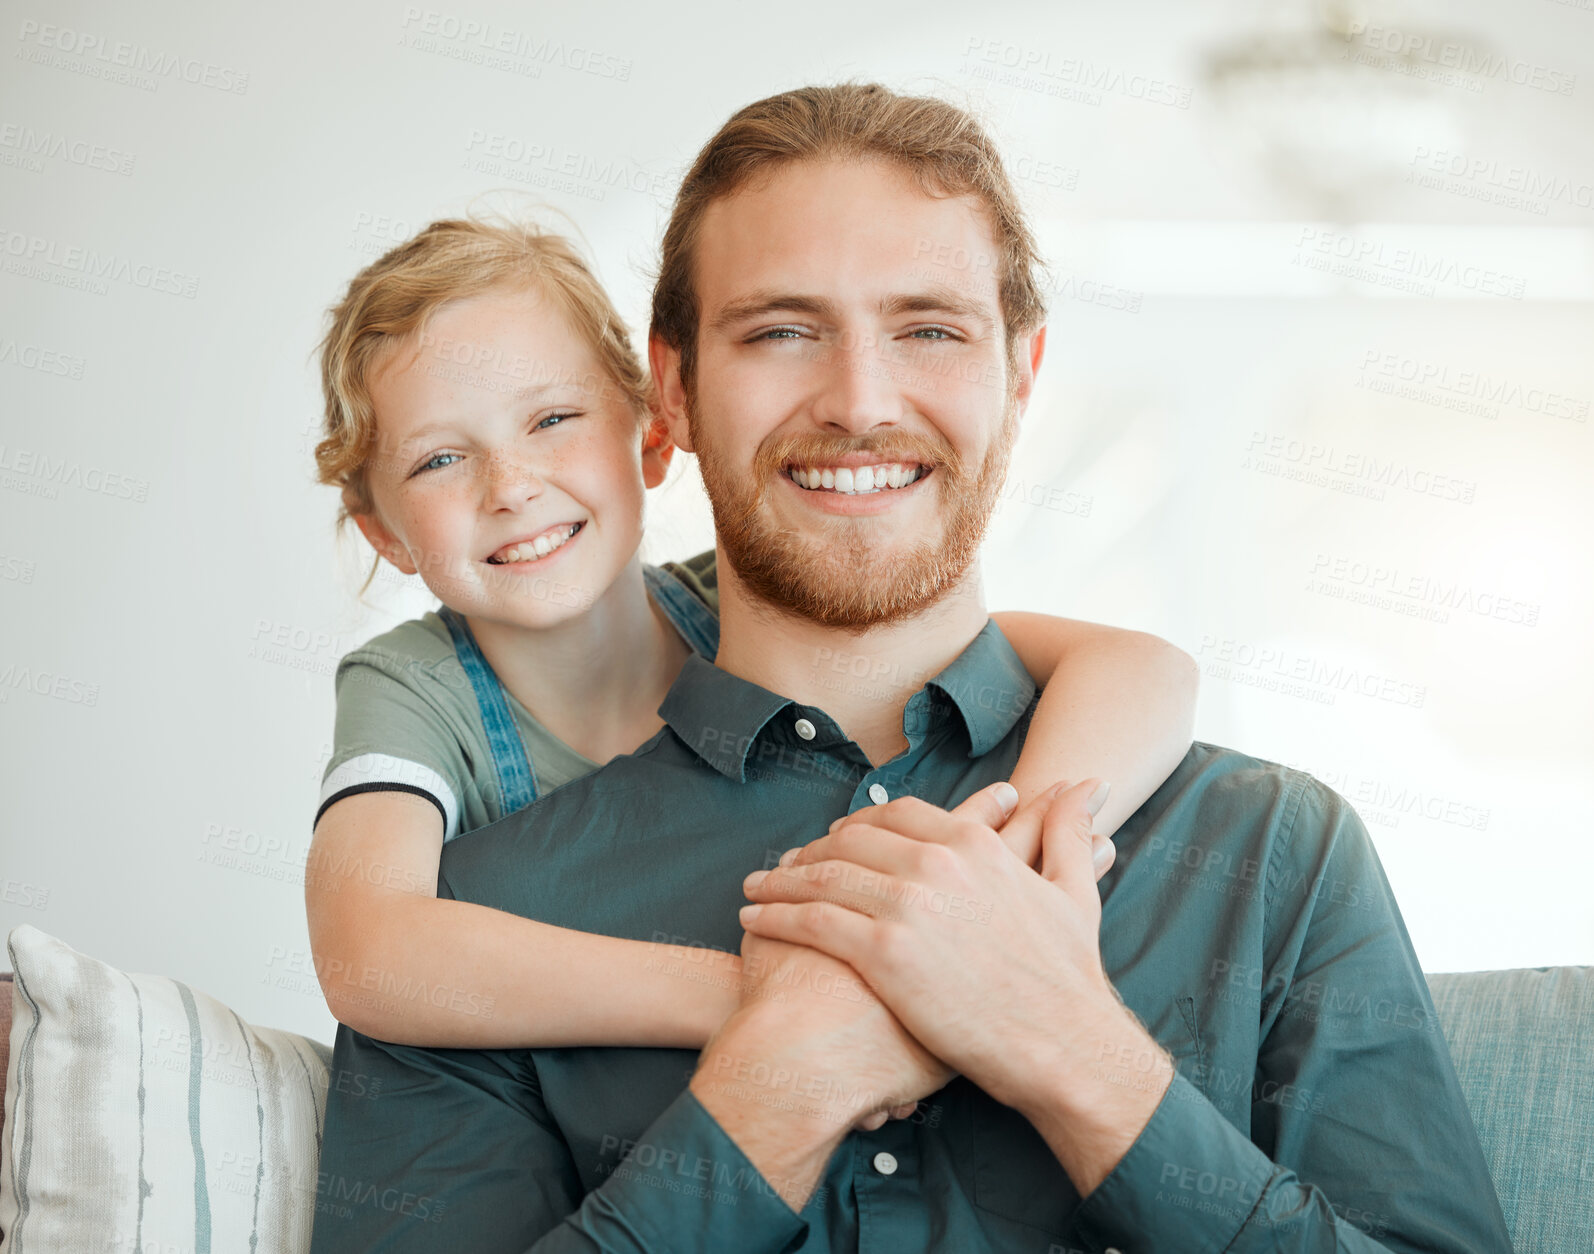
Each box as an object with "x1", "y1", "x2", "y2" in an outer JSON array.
[{"x1": 2, "y1": 0, "x2": 1589, "y2": 1044}]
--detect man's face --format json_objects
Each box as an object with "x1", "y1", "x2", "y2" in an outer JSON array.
[{"x1": 664, "y1": 156, "x2": 1043, "y2": 631}]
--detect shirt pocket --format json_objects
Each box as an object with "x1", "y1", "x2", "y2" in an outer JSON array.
[{"x1": 968, "y1": 997, "x2": 1208, "y2": 1233}]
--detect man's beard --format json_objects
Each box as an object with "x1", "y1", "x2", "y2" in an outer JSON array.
[{"x1": 687, "y1": 395, "x2": 1020, "y2": 631}]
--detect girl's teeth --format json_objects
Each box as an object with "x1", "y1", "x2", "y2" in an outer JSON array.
[
  {"x1": 495, "y1": 524, "x2": 577, "y2": 564},
  {"x1": 791, "y1": 463, "x2": 923, "y2": 495}
]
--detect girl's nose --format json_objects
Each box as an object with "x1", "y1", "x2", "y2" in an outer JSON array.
[{"x1": 482, "y1": 450, "x2": 542, "y2": 508}]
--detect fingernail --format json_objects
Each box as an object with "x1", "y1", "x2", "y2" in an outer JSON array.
[
  {"x1": 778, "y1": 847, "x2": 801, "y2": 867},
  {"x1": 739, "y1": 903, "x2": 763, "y2": 923},
  {"x1": 829, "y1": 815, "x2": 845, "y2": 832},
  {"x1": 1086, "y1": 780, "x2": 1112, "y2": 817},
  {"x1": 743, "y1": 869, "x2": 768, "y2": 891},
  {"x1": 1093, "y1": 838, "x2": 1113, "y2": 872},
  {"x1": 992, "y1": 781, "x2": 1019, "y2": 814}
]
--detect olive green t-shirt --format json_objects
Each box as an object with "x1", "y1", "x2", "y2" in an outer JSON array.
[{"x1": 314, "y1": 550, "x2": 718, "y2": 842}]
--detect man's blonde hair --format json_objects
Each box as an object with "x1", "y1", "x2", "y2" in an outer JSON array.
[
  {"x1": 314, "y1": 215, "x2": 652, "y2": 591},
  {"x1": 650, "y1": 82, "x2": 1047, "y2": 390}
]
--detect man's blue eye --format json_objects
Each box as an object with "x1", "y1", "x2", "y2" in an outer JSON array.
[
  {"x1": 758, "y1": 327, "x2": 803, "y2": 341},
  {"x1": 911, "y1": 327, "x2": 952, "y2": 340}
]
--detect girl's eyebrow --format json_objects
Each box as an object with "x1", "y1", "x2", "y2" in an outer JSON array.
[{"x1": 397, "y1": 384, "x2": 587, "y2": 446}]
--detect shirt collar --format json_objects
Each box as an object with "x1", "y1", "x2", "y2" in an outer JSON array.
[{"x1": 658, "y1": 618, "x2": 1035, "y2": 782}]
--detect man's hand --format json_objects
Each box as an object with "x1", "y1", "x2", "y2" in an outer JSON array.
[
  {"x1": 688, "y1": 780, "x2": 1027, "y2": 1212},
  {"x1": 739, "y1": 778, "x2": 1174, "y2": 1196},
  {"x1": 689, "y1": 930, "x2": 949, "y2": 1213}
]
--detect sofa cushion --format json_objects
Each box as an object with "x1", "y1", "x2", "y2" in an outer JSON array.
[
  {"x1": 0, "y1": 973, "x2": 10, "y2": 1181},
  {"x1": 0, "y1": 925, "x2": 333, "y2": 1254},
  {"x1": 1427, "y1": 965, "x2": 1594, "y2": 1254}
]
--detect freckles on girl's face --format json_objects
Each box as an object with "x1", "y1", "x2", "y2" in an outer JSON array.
[{"x1": 361, "y1": 286, "x2": 653, "y2": 625}]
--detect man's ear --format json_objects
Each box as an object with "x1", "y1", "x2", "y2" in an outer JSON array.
[
  {"x1": 1012, "y1": 325, "x2": 1047, "y2": 418},
  {"x1": 349, "y1": 506, "x2": 417, "y2": 576},
  {"x1": 648, "y1": 333, "x2": 694, "y2": 454},
  {"x1": 640, "y1": 413, "x2": 676, "y2": 488}
]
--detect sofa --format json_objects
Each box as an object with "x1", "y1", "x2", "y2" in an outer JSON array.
[{"x1": 1, "y1": 925, "x2": 1589, "y2": 1252}]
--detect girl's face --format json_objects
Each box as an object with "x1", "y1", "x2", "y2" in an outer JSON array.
[{"x1": 354, "y1": 285, "x2": 669, "y2": 628}]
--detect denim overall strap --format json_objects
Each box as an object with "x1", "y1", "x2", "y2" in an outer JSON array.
[
  {"x1": 436, "y1": 606, "x2": 540, "y2": 815},
  {"x1": 644, "y1": 564, "x2": 720, "y2": 660}
]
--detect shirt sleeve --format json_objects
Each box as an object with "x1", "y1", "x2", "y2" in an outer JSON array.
[
  {"x1": 306, "y1": 1024, "x2": 812, "y2": 1254},
  {"x1": 315, "y1": 643, "x2": 476, "y2": 843},
  {"x1": 1071, "y1": 777, "x2": 1514, "y2": 1253}
]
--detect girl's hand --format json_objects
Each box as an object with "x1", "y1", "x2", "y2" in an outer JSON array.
[
  {"x1": 787, "y1": 780, "x2": 1116, "y2": 884},
  {"x1": 990, "y1": 779, "x2": 1115, "y2": 880}
]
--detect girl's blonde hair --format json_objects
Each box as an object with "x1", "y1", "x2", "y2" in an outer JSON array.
[{"x1": 314, "y1": 214, "x2": 654, "y2": 594}]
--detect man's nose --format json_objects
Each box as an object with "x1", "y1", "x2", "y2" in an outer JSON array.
[{"x1": 810, "y1": 330, "x2": 907, "y2": 433}]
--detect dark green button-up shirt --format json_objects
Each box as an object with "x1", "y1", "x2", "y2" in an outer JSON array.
[{"x1": 309, "y1": 619, "x2": 1511, "y2": 1253}]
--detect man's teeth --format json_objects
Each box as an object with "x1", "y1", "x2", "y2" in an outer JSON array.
[
  {"x1": 489, "y1": 523, "x2": 579, "y2": 565},
  {"x1": 788, "y1": 463, "x2": 927, "y2": 494}
]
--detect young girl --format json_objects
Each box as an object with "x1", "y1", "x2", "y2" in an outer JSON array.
[{"x1": 305, "y1": 215, "x2": 1198, "y2": 1067}]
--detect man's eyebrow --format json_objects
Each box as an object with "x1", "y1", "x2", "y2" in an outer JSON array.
[
  {"x1": 708, "y1": 292, "x2": 839, "y2": 334},
  {"x1": 882, "y1": 287, "x2": 999, "y2": 335},
  {"x1": 708, "y1": 287, "x2": 999, "y2": 336}
]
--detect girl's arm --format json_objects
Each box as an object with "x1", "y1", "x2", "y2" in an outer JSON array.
[
  {"x1": 989, "y1": 612, "x2": 1199, "y2": 858},
  {"x1": 305, "y1": 789, "x2": 740, "y2": 1049},
  {"x1": 305, "y1": 619, "x2": 1195, "y2": 1052}
]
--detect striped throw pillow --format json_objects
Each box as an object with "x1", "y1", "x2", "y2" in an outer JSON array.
[{"x1": 1, "y1": 924, "x2": 333, "y2": 1254}]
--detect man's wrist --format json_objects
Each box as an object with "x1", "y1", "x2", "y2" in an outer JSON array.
[
  {"x1": 1011, "y1": 999, "x2": 1174, "y2": 1199},
  {"x1": 690, "y1": 1023, "x2": 851, "y2": 1213}
]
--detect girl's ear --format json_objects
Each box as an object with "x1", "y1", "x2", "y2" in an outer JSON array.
[
  {"x1": 350, "y1": 508, "x2": 418, "y2": 576},
  {"x1": 641, "y1": 414, "x2": 675, "y2": 488}
]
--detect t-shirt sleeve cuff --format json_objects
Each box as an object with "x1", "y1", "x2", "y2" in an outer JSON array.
[
  {"x1": 1070, "y1": 1071, "x2": 1275, "y2": 1254},
  {"x1": 590, "y1": 1086, "x2": 813, "y2": 1253}
]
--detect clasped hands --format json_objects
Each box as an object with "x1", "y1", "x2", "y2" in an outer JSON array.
[{"x1": 705, "y1": 778, "x2": 1133, "y2": 1137}]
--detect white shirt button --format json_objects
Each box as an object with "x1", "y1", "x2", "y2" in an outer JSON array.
[
  {"x1": 868, "y1": 783, "x2": 889, "y2": 805},
  {"x1": 872, "y1": 1151, "x2": 898, "y2": 1175},
  {"x1": 794, "y1": 717, "x2": 816, "y2": 740}
]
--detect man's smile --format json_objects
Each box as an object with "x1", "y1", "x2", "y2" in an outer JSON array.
[{"x1": 779, "y1": 461, "x2": 935, "y2": 514}]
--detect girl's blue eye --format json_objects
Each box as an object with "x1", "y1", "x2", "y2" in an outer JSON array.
[
  {"x1": 535, "y1": 411, "x2": 578, "y2": 430},
  {"x1": 419, "y1": 452, "x2": 462, "y2": 473}
]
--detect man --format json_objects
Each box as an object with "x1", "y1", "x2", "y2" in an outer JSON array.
[{"x1": 309, "y1": 84, "x2": 1511, "y2": 1252}]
